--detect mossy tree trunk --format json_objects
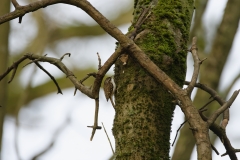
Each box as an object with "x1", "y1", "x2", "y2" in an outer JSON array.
[{"x1": 113, "y1": 0, "x2": 194, "y2": 159}]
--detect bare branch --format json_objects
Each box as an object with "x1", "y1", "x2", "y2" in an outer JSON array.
[
  {"x1": 199, "y1": 98, "x2": 215, "y2": 111},
  {"x1": 97, "y1": 52, "x2": 101, "y2": 70},
  {"x1": 11, "y1": 0, "x2": 20, "y2": 8},
  {"x1": 207, "y1": 90, "x2": 239, "y2": 126},
  {"x1": 80, "y1": 73, "x2": 97, "y2": 84},
  {"x1": 59, "y1": 53, "x2": 71, "y2": 61},
  {"x1": 1, "y1": 0, "x2": 60, "y2": 24},
  {"x1": 222, "y1": 149, "x2": 240, "y2": 157},
  {"x1": 11, "y1": 0, "x2": 23, "y2": 23},
  {"x1": 172, "y1": 119, "x2": 187, "y2": 146},
  {"x1": 185, "y1": 81, "x2": 231, "y2": 128},
  {"x1": 23, "y1": 54, "x2": 48, "y2": 68},
  {"x1": 221, "y1": 110, "x2": 229, "y2": 129},
  {"x1": 91, "y1": 47, "x2": 123, "y2": 97},
  {"x1": 1, "y1": 53, "x2": 93, "y2": 98},
  {"x1": 199, "y1": 112, "x2": 238, "y2": 160},
  {"x1": 184, "y1": 81, "x2": 225, "y2": 105},
  {"x1": 128, "y1": 5, "x2": 153, "y2": 39},
  {"x1": 0, "y1": 55, "x2": 28, "y2": 83},
  {"x1": 87, "y1": 99, "x2": 102, "y2": 141},
  {"x1": 102, "y1": 122, "x2": 114, "y2": 154},
  {"x1": 211, "y1": 143, "x2": 219, "y2": 155},
  {"x1": 186, "y1": 37, "x2": 201, "y2": 96},
  {"x1": 74, "y1": 72, "x2": 96, "y2": 96},
  {"x1": 34, "y1": 62, "x2": 63, "y2": 94},
  {"x1": 26, "y1": 53, "x2": 94, "y2": 98},
  {"x1": 1, "y1": 49, "x2": 118, "y2": 141}
]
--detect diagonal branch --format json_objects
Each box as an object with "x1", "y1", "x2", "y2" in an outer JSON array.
[
  {"x1": 34, "y1": 62, "x2": 63, "y2": 94},
  {"x1": 11, "y1": 0, "x2": 20, "y2": 8},
  {"x1": 0, "y1": 55, "x2": 28, "y2": 83},
  {"x1": 102, "y1": 122, "x2": 114, "y2": 154},
  {"x1": 207, "y1": 90, "x2": 239, "y2": 126},
  {"x1": 184, "y1": 81, "x2": 225, "y2": 105},
  {"x1": 0, "y1": 0, "x2": 63, "y2": 24}
]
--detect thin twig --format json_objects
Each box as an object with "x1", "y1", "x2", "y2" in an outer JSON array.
[
  {"x1": 74, "y1": 72, "x2": 96, "y2": 96},
  {"x1": 9, "y1": 65, "x2": 18, "y2": 83},
  {"x1": 97, "y1": 52, "x2": 101, "y2": 70},
  {"x1": 222, "y1": 149, "x2": 240, "y2": 157},
  {"x1": 172, "y1": 119, "x2": 187, "y2": 146},
  {"x1": 128, "y1": 4, "x2": 153, "y2": 40},
  {"x1": 211, "y1": 143, "x2": 219, "y2": 155},
  {"x1": 0, "y1": 56, "x2": 28, "y2": 83},
  {"x1": 59, "y1": 53, "x2": 71, "y2": 61},
  {"x1": 102, "y1": 122, "x2": 114, "y2": 154},
  {"x1": 34, "y1": 62, "x2": 63, "y2": 94},
  {"x1": 199, "y1": 98, "x2": 215, "y2": 111},
  {"x1": 80, "y1": 73, "x2": 97, "y2": 84}
]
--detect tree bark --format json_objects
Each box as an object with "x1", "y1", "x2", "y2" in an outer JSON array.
[{"x1": 113, "y1": 0, "x2": 194, "y2": 159}]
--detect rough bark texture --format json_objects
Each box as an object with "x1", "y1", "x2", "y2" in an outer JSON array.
[
  {"x1": 172, "y1": 0, "x2": 240, "y2": 159},
  {"x1": 0, "y1": 0, "x2": 10, "y2": 153},
  {"x1": 113, "y1": 0, "x2": 194, "y2": 159}
]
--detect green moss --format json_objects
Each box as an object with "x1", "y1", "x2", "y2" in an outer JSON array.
[{"x1": 113, "y1": 0, "x2": 193, "y2": 159}]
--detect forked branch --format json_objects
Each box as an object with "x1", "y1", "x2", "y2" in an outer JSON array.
[
  {"x1": 0, "y1": 53, "x2": 93, "y2": 98},
  {"x1": 207, "y1": 90, "x2": 239, "y2": 126},
  {"x1": 185, "y1": 81, "x2": 239, "y2": 159}
]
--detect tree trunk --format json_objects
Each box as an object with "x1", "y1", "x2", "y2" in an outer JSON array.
[
  {"x1": 113, "y1": 0, "x2": 194, "y2": 159},
  {"x1": 0, "y1": 0, "x2": 10, "y2": 154}
]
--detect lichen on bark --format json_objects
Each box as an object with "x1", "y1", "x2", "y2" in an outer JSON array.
[{"x1": 113, "y1": 0, "x2": 194, "y2": 159}]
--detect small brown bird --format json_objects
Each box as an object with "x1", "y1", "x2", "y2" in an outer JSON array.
[
  {"x1": 119, "y1": 53, "x2": 129, "y2": 65},
  {"x1": 103, "y1": 76, "x2": 116, "y2": 108}
]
